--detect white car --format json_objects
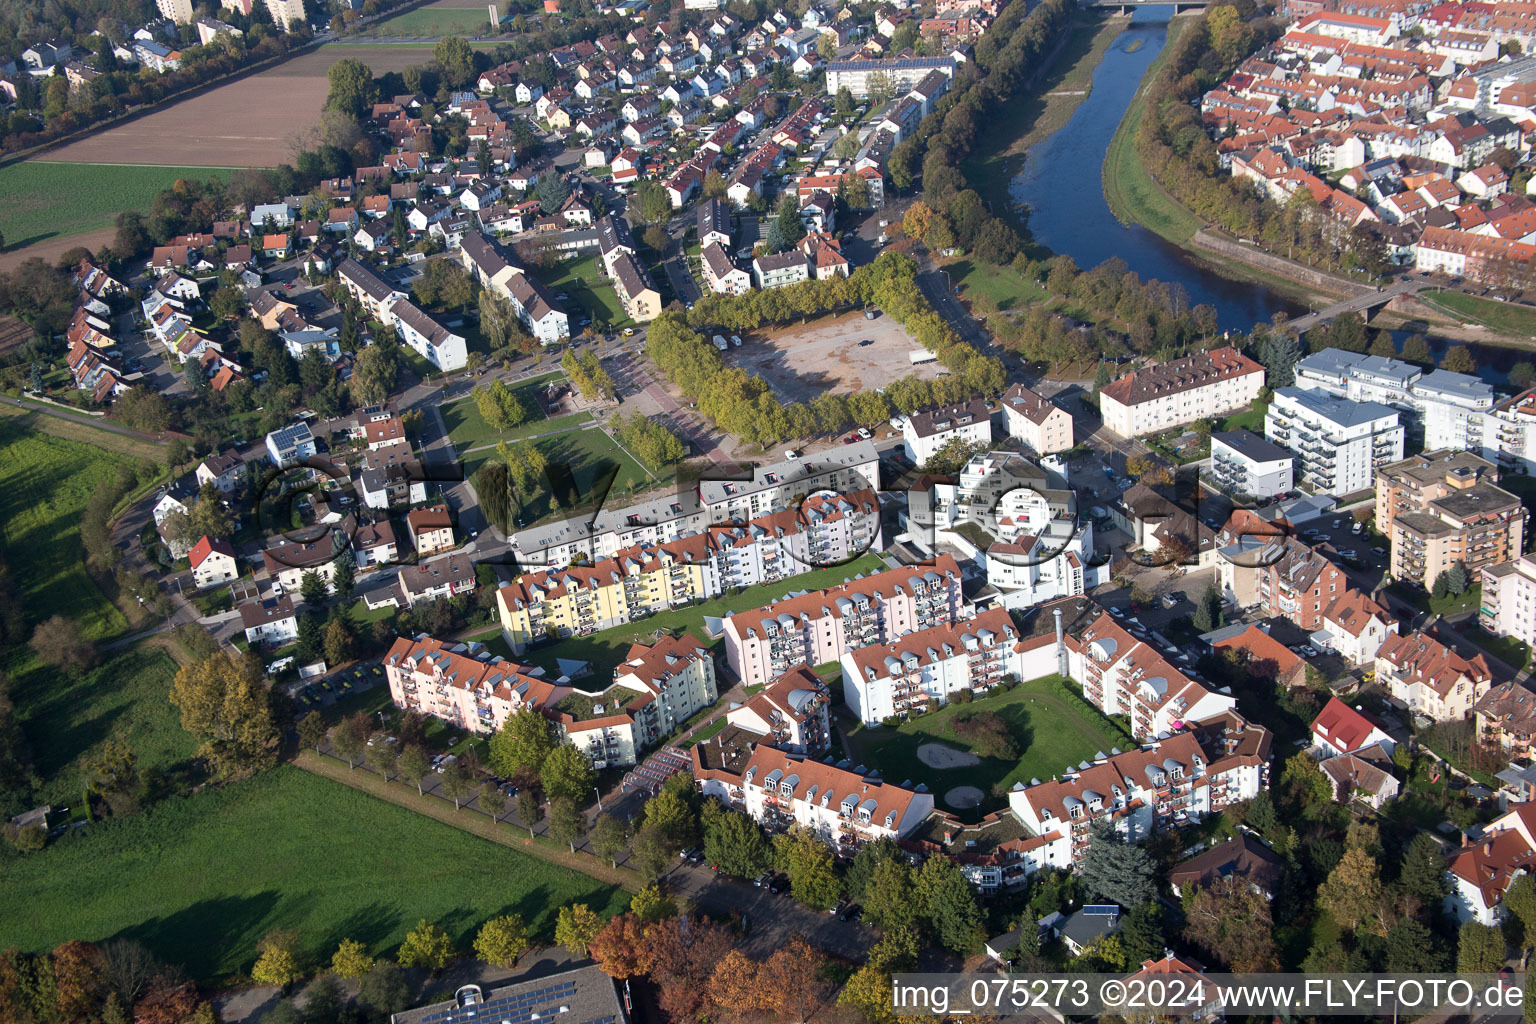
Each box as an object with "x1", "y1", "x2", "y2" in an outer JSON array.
[{"x1": 786, "y1": 449, "x2": 801, "y2": 460}]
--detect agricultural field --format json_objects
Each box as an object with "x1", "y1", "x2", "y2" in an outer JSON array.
[
  {"x1": 0, "y1": 766, "x2": 628, "y2": 983},
  {"x1": 839, "y1": 675, "x2": 1134, "y2": 818},
  {"x1": 0, "y1": 419, "x2": 127, "y2": 640},
  {"x1": 39, "y1": 71, "x2": 329, "y2": 167},
  {"x1": 0, "y1": 162, "x2": 232, "y2": 253},
  {"x1": 495, "y1": 551, "x2": 891, "y2": 682}
]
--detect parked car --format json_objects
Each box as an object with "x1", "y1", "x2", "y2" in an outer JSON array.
[
  {"x1": 829, "y1": 899, "x2": 848, "y2": 916},
  {"x1": 755, "y1": 871, "x2": 773, "y2": 888},
  {"x1": 839, "y1": 903, "x2": 861, "y2": 922}
]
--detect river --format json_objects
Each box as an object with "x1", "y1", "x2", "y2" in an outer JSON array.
[
  {"x1": 1007, "y1": 6, "x2": 1307, "y2": 334},
  {"x1": 1006, "y1": 5, "x2": 1531, "y2": 379}
]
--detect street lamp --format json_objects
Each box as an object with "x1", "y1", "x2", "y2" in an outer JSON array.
[{"x1": 593, "y1": 786, "x2": 604, "y2": 811}]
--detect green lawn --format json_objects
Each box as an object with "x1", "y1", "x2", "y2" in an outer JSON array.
[
  {"x1": 0, "y1": 419, "x2": 127, "y2": 640},
  {"x1": 840, "y1": 675, "x2": 1133, "y2": 818},
  {"x1": 944, "y1": 256, "x2": 1051, "y2": 316},
  {"x1": 534, "y1": 256, "x2": 630, "y2": 331},
  {"x1": 1420, "y1": 291, "x2": 1536, "y2": 338},
  {"x1": 1387, "y1": 581, "x2": 1481, "y2": 618},
  {"x1": 0, "y1": 162, "x2": 232, "y2": 250},
  {"x1": 503, "y1": 552, "x2": 891, "y2": 684},
  {"x1": 1461, "y1": 625, "x2": 1531, "y2": 672},
  {"x1": 0, "y1": 766, "x2": 627, "y2": 984},
  {"x1": 1101, "y1": 18, "x2": 1202, "y2": 244},
  {"x1": 1219, "y1": 399, "x2": 1270, "y2": 434},
  {"x1": 367, "y1": 5, "x2": 491, "y2": 35},
  {"x1": 440, "y1": 372, "x2": 594, "y2": 449},
  {"x1": 463, "y1": 426, "x2": 662, "y2": 523}
]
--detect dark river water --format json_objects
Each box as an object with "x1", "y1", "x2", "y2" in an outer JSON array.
[
  {"x1": 1006, "y1": 6, "x2": 1529, "y2": 381},
  {"x1": 1007, "y1": 6, "x2": 1307, "y2": 334}
]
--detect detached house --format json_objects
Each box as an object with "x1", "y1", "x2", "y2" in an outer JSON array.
[
  {"x1": 1376, "y1": 630, "x2": 1492, "y2": 722},
  {"x1": 189, "y1": 536, "x2": 239, "y2": 589}
]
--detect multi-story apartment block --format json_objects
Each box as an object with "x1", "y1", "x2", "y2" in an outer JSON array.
[
  {"x1": 406, "y1": 505, "x2": 456, "y2": 555},
  {"x1": 841, "y1": 607, "x2": 1019, "y2": 724},
  {"x1": 824, "y1": 56, "x2": 956, "y2": 96},
  {"x1": 508, "y1": 442, "x2": 880, "y2": 567},
  {"x1": 1098, "y1": 346, "x2": 1265, "y2": 439},
  {"x1": 1378, "y1": 455, "x2": 1527, "y2": 586},
  {"x1": 1482, "y1": 553, "x2": 1536, "y2": 648},
  {"x1": 1209, "y1": 429, "x2": 1294, "y2": 498},
  {"x1": 724, "y1": 555, "x2": 969, "y2": 690},
  {"x1": 724, "y1": 665, "x2": 832, "y2": 754},
  {"x1": 701, "y1": 242, "x2": 751, "y2": 294},
  {"x1": 1376, "y1": 629, "x2": 1492, "y2": 722},
  {"x1": 1295, "y1": 348, "x2": 1495, "y2": 453},
  {"x1": 611, "y1": 251, "x2": 661, "y2": 321},
  {"x1": 337, "y1": 258, "x2": 406, "y2": 319},
  {"x1": 497, "y1": 492, "x2": 881, "y2": 653},
  {"x1": 1001, "y1": 383, "x2": 1074, "y2": 454},
  {"x1": 390, "y1": 298, "x2": 467, "y2": 373},
  {"x1": 553, "y1": 634, "x2": 717, "y2": 767},
  {"x1": 1069, "y1": 611, "x2": 1239, "y2": 740},
  {"x1": 1217, "y1": 535, "x2": 1348, "y2": 629},
  {"x1": 384, "y1": 634, "x2": 566, "y2": 735},
  {"x1": 359, "y1": 442, "x2": 427, "y2": 510},
  {"x1": 1475, "y1": 679, "x2": 1536, "y2": 755},
  {"x1": 903, "y1": 397, "x2": 994, "y2": 466},
  {"x1": 1265, "y1": 387, "x2": 1403, "y2": 496},
  {"x1": 1008, "y1": 716, "x2": 1271, "y2": 866},
  {"x1": 693, "y1": 740, "x2": 934, "y2": 850},
  {"x1": 907, "y1": 451, "x2": 1073, "y2": 534}
]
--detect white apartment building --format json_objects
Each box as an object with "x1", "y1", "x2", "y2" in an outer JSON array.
[
  {"x1": 389, "y1": 298, "x2": 468, "y2": 373},
  {"x1": 1209, "y1": 430, "x2": 1294, "y2": 498},
  {"x1": 1001, "y1": 383, "x2": 1074, "y2": 454},
  {"x1": 1265, "y1": 387, "x2": 1403, "y2": 496},
  {"x1": 508, "y1": 441, "x2": 880, "y2": 567},
  {"x1": 724, "y1": 555, "x2": 968, "y2": 690},
  {"x1": 1008, "y1": 718, "x2": 1271, "y2": 867},
  {"x1": 556, "y1": 634, "x2": 718, "y2": 767},
  {"x1": 1446, "y1": 803, "x2": 1536, "y2": 925},
  {"x1": 693, "y1": 742, "x2": 935, "y2": 848},
  {"x1": 337, "y1": 257, "x2": 406, "y2": 319},
  {"x1": 1099, "y1": 346, "x2": 1265, "y2": 439},
  {"x1": 239, "y1": 595, "x2": 298, "y2": 645},
  {"x1": 824, "y1": 56, "x2": 957, "y2": 97},
  {"x1": 841, "y1": 607, "x2": 1020, "y2": 724},
  {"x1": 702, "y1": 242, "x2": 752, "y2": 295},
  {"x1": 1295, "y1": 348, "x2": 1495, "y2": 452},
  {"x1": 384, "y1": 634, "x2": 566, "y2": 736},
  {"x1": 725, "y1": 665, "x2": 832, "y2": 754},
  {"x1": 903, "y1": 397, "x2": 994, "y2": 466},
  {"x1": 1481, "y1": 553, "x2": 1536, "y2": 649}
]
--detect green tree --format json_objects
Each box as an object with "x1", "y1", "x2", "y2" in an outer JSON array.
[
  {"x1": 629, "y1": 822, "x2": 672, "y2": 881},
  {"x1": 1259, "y1": 332, "x2": 1302, "y2": 388},
  {"x1": 252, "y1": 931, "x2": 303, "y2": 989},
  {"x1": 1318, "y1": 846, "x2": 1383, "y2": 932},
  {"x1": 325, "y1": 58, "x2": 377, "y2": 117},
  {"x1": 642, "y1": 779, "x2": 699, "y2": 851},
  {"x1": 478, "y1": 781, "x2": 506, "y2": 821},
  {"x1": 473, "y1": 915, "x2": 529, "y2": 968},
  {"x1": 540, "y1": 744, "x2": 595, "y2": 804},
  {"x1": 1078, "y1": 821, "x2": 1156, "y2": 909},
  {"x1": 1384, "y1": 919, "x2": 1449, "y2": 972},
  {"x1": 300, "y1": 570, "x2": 327, "y2": 605},
  {"x1": 440, "y1": 760, "x2": 472, "y2": 810},
  {"x1": 434, "y1": 36, "x2": 476, "y2": 88},
  {"x1": 548, "y1": 796, "x2": 587, "y2": 851},
  {"x1": 517, "y1": 787, "x2": 543, "y2": 836},
  {"x1": 397, "y1": 920, "x2": 454, "y2": 971},
  {"x1": 356, "y1": 962, "x2": 409, "y2": 1018},
  {"x1": 773, "y1": 826, "x2": 842, "y2": 909},
  {"x1": 702, "y1": 806, "x2": 770, "y2": 879},
  {"x1": 399, "y1": 744, "x2": 432, "y2": 795},
  {"x1": 331, "y1": 939, "x2": 374, "y2": 980},
  {"x1": 1458, "y1": 920, "x2": 1507, "y2": 973},
  {"x1": 555, "y1": 904, "x2": 602, "y2": 956},
  {"x1": 1442, "y1": 345, "x2": 1478, "y2": 375},
  {"x1": 629, "y1": 884, "x2": 676, "y2": 923},
  {"x1": 488, "y1": 707, "x2": 555, "y2": 781},
  {"x1": 589, "y1": 813, "x2": 628, "y2": 867},
  {"x1": 1402, "y1": 333, "x2": 1433, "y2": 365},
  {"x1": 915, "y1": 855, "x2": 984, "y2": 954},
  {"x1": 1399, "y1": 833, "x2": 1450, "y2": 916},
  {"x1": 297, "y1": 711, "x2": 325, "y2": 753},
  {"x1": 330, "y1": 715, "x2": 366, "y2": 768},
  {"x1": 1446, "y1": 560, "x2": 1469, "y2": 596},
  {"x1": 536, "y1": 173, "x2": 570, "y2": 215},
  {"x1": 169, "y1": 651, "x2": 279, "y2": 778},
  {"x1": 862, "y1": 858, "x2": 920, "y2": 935}
]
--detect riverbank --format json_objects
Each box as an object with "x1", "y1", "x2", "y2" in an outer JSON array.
[{"x1": 963, "y1": 13, "x2": 1128, "y2": 214}]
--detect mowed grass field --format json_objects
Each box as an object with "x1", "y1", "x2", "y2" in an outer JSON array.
[
  {"x1": 1421, "y1": 290, "x2": 1536, "y2": 337},
  {"x1": 840, "y1": 675, "x2": 1134, "y2": 816},
  {"x1": 461, "y1": 423, "x2": 661, "y2": 520},
  {"x1": 0, "y1": 162, "x2": 232, "y2": 251},
  {"x1": 441, "y1": 371, "x2": 593, "y2": 448},
  {"x1": 0, "y1": 419, "x2": 127, "y2": 639},
  {"x1": 367, "y1": 4, "x2": 492, "y2": 35},
  {"x1": 0, "y1": 766, "x2": 628, "y2": 983}
]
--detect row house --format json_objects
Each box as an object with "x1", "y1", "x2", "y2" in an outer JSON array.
[
  {"x1": 724, "y1": 555, "x2": 968, "y2": 689},
  {"x1": 841, "y1": 607, "x2": 1019, "y2": 724},
  {"x1": 1476, "y1": 679, "x2": 1536, "y2": 755}
]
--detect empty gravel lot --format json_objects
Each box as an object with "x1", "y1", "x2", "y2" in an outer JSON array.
[{"x1": 728, "y1": 310, "x2": 941, "y2": 404}]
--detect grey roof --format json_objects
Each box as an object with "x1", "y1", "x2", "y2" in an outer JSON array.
[
  {"x1": 1211, "y1": 429, "x2": 1293, "y2": 465},
  {"x1": 702, "y1": 241, "x2": 740, "y2": 280},
  {"x1": 697, "y1": 196, "x2": 731, "y2": 240},
  {"x1": 268, "y1": 422, "x2": 315, "y2": 452},
  {"x1": 1297, "y1": 347, "x2": 1419, "y2": 387},
  {"x1": 826, "y1": 56, "x2": 954, "y2": 72},
  {"x1": 388, "y1": 967, "x2": 623, "y2": 1024},
  {"x1": 391, "y1": 299, "x2": 459, "y2": 350},
  {"x1": 239, "y1": 594, "x2": 296, "y2": 630},
  {"x1": 596, "y1": 214, "x2": 635, "y2": 256},
  {"x1": 1273, "y1": 386, "x2": 1400, "y2": 429},
  {"x1": 754, "y1": 250, "x2": 805, "y2": 274},
  {"x1": 338, "y1": 258, "x2": 401, "y2": 303},
  {"x1": 1416, "y1": 368, "x2": 1495, "y2": 404},
  {"x1": 612, "y1": 251, "x2": 654, "y2": 300}
]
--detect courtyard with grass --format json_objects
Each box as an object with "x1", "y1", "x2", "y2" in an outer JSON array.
[
  {"x1": 477, "y1": 551, "x2": 891, "y2": 683},
  {"x1": 0, "y1": 766, "x2": 627, "y2": 984},
  {"x1": 838, "y1": 674, "x2": 1134, "y2": 819},
  {"x1": 462, "y1": 424, "x2": 663, "y2": 525},
  {"x1": 533, "y1": 256, "x2": 629, "y2": 330}
]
